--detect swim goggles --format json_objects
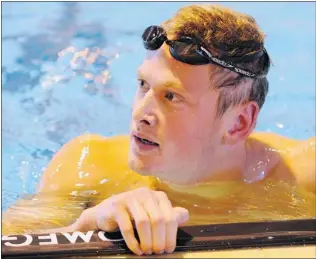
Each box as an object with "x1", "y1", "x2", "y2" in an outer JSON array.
[{"x1": 142, "y1": 25, "x2": 270, "y2": 79}]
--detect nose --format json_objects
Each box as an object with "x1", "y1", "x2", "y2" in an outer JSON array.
[
  {"x1": 140, "y1": 114, "x2": 157, "y2": 126},
  {"x1": 132, "y1": 91, "x2": 158, "y2": 128}
]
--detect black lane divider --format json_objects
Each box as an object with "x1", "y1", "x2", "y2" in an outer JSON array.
[{"x1": 2, "y1": 218, "x2": 316, "y2": 258}]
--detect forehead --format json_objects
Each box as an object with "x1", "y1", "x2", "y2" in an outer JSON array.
[{"x1": 138, "y1": 44, "x2": 211, "y2": 94}]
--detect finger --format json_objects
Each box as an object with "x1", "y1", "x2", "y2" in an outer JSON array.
[
  {"x1": 155, "y1": 192, "x2": 177, "y2": 254},
  {"x1": 173, "y1": 207, "x2": 189, "y2": 226},
  {"x1": 96, "y1": 197, "x2": 123, "y2": 232},
  {"x1": 126, "y1": 197, "x2": 152, "y2": 255},
  {"x1": 114, "y1": 205, "x2": 143, "y2": 256},
  {"x1": 142, "y1": 192, "x2": 165, "y2": 254},
  {"x1": 96, "y1": 208, "x2": 119, "y2": 232}
]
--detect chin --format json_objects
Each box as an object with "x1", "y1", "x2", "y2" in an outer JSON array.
[
  {"x1": 128, "y1": 146, "x2": 162, "y2": 173},
  {"x1": 128, "y1": 155, "x2": 156, "y2": 177}
]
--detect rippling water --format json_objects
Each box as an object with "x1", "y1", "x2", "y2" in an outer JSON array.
[{"x1": 2, "y1": 2, "x2": 315, "y2": 210}]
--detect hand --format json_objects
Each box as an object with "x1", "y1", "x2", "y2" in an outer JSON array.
[{"x1": 76, "y1": 187, "x2": 189, "y2": 255}]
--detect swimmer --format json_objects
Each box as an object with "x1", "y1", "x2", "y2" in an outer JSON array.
[{"x1": 3, "y1": 4, "x2": 316, "y2": 256}]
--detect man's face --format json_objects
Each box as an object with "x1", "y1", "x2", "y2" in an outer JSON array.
[{"x1": 128, "y1": 44, "x2": 227, "y2": 184}]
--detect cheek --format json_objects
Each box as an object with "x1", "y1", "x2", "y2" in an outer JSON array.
[{"x1": 164, "y1": 113, "x2": 209, "y2": 149}]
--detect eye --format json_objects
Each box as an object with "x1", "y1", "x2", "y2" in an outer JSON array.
[
  {"x1": 137, "y1": 79, "x2": 149, "y2": 91},
  {"x1": 139, "y1": 79, "x2": 145, "y2": 87},
  {"x1": 164, "y1": 91, "x2": 181, "y2": 102}
]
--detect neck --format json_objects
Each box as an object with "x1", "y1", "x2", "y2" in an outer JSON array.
[
  {"x1": 198, "y1": 141, "x2": 248, "y2": 184},
  {"x1": 155, "y1": 142, "x2": 248, "y2": 198},
  {"x1": 192, "y1": 138, "x2": 277, "y2": 185},
  {"x1": 160, "y1": 141, "x2": 249, "y2": 187},
  {"x1": 156, "y1": 138, "x2": 278, "y2": 198}
]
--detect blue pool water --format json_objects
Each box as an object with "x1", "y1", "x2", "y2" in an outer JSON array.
[{"x1": 2, "y1": 2, "x2": 315, "y2": 211}]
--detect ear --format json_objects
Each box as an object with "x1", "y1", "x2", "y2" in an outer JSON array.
[{"x1": 223, "y1": 101, "x2": 259, "y2": 145}]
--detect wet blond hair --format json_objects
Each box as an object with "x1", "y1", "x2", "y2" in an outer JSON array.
[{"x1": 162, "y1": 4, "x2": 270, "y2": 116}]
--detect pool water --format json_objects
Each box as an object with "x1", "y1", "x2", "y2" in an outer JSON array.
[{"x1": 2, "y1": 2, "x2": 315, "y2": 211}]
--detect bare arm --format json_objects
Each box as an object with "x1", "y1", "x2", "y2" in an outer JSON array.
[
  {"x1": 3, "y1": 134, "x2": 153, "y2": 235},
  {"x1": 2, "y1": 134, "x2": 105, "y2": 235},
  {"x1": 2, "y1": 193, "x2": 85, "y2": 234}
]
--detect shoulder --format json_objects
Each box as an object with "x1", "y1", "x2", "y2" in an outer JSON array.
[
  {"x1": 250, "y1": 132, "x2": 316, "y2": 193},
  {"x1": 286, "y1": 136, "x2": 316, "y2": 193},
  {"x1": 64, "y1": 133, "x2": 130, "y2": 148},
  {"x1": 37, "y1": 134, "x2": 131, "y2": 193},
  {"x1": 249, "y1": 132, "x2": 301, "y2": 149}
]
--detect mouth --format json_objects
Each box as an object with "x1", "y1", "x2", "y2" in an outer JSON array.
[{"x1": 133, "y1": 135, "x2": 160, "y2": 146}]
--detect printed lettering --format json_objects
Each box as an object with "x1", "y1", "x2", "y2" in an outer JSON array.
[
  {"x1": 38, "y1": 233, "x2": 58, "y2": 245},
  {"x1": 62, "y1": 231, "x2": 94, "y2": 243},
  {"x1": 2, "y1": 234, "x2": 32, "y2": 247}
]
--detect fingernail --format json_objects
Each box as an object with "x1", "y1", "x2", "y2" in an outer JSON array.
[
  {"x1": 136, "y1": 249, "x2": 143, "y2": 256},
  {"x1": 135, "y1": 245, "x2": 143, "y2": 255},
  {"x1": 144, "y1": 250, "x2": 152, "y2": 255}
]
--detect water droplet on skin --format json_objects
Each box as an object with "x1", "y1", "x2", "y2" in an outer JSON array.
[{"x1": 100, "y1": 178, "x2": 108, "y2": 184}]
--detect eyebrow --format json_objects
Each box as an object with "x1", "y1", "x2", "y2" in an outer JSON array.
[{"x1": 162, "y1": 80, "x2": 182, "y2": 90}]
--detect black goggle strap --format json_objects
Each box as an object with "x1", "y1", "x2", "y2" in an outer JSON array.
[
  {"x1": 178, "y1": 35, "x2": 269, "y2": 78},
  {"x1": 170, "y1": 37, "x2": 265, "y2": 78},
  {"x1": 200, "y1": 46, "x2": 260, "y2": 78}
]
